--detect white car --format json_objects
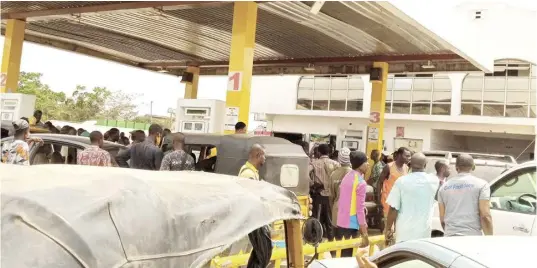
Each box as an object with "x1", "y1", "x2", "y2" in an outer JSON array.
[
  {"x1": 309, "y1": 236, "x2": 536, "y2": 267},
  {"x1": 431, "y1": 161, "x2": 537, "y2": 237}
]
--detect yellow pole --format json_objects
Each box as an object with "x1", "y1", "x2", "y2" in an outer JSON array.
[
  {"x1": 1, "y1": 19, "x2": 26, "y2": 93},
  {"x1": 366, "y1": 62, "x2": 389, "y2": 160},
  {"x1": 183, "y1": 66, "x2": 200, "y2": 99},
  {"x1": 284, "y1": 219, "x2": 305, "y2": 268},
  {"x1": 224, "y1": 1, "x2": 257, "y2": 134}
]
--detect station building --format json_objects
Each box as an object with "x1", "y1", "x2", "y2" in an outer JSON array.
[{"x1": 203, "y1": 2, "x2": 537, "y2": 161}]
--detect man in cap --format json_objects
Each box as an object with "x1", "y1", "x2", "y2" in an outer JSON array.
[{"x1": 329, "y1": 147, "x2": 352, "y2": 229}]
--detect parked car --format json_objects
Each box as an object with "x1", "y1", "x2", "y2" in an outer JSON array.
[
  {"x1": 309, "y1": 236, "x2": 536, "y2": 267},
  {"x1": 431, "y1": 161, "x2": 536, "y2": 237},
  {"x1": 0, "y1": 134, "x2": 126, "y2": 165},
  {"x1": 423, "y1": 151, "x2": 516, "y2": 182}
]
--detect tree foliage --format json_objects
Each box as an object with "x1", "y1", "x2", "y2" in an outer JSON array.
[{"x1": 17, "y1": 72, "x2": 140, "y2": 122}]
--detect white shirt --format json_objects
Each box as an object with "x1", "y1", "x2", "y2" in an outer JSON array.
[{"x1": 386, "y1": 172, "x2": 439, "y2": 243}]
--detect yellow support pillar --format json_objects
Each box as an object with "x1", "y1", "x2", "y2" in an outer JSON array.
[
  {"x1": 183, "y1": 66, "x2": 200, "y2": 99},
  {"x1": 1, "y1": 19, "x2": 26, "y2": 93},
  {"x1": 366, "y1": 62, "x2": 389, "y2": 159},
  {"x1": 224, "y1": 1, "x2": 257, "y2": 134}
]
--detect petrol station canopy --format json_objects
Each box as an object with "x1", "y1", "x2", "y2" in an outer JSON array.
[{"x1": 1, "y1": 1, "x2": 489, "y2": 76}]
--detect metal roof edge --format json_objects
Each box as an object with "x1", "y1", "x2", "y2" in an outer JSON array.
[{"x1": 377, "y1": 2, "x2": 492, "y2": 73}]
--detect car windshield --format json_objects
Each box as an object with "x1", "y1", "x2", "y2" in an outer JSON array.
[{"x1": 493, "y1": 169, "x2": 537, "y2": 197}]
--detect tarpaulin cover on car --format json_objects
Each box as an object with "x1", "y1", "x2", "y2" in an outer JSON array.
[{"x1": 0, "y1": 164, "x2": 302, "y2": 268}]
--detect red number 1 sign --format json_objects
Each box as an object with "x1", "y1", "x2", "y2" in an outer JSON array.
[{"x1": 227, "y1": 71, "x2": 243, "y2": 91}]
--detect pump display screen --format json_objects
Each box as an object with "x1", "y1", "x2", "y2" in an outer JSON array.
[
  {"x1": 2, "y1": 99, "x2": 18, "y2": 110},
  {"x1": 185, "y1": 108, "x2": 209, "y2": 116}
]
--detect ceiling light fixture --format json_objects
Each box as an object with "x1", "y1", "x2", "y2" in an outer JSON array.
[
  {"x1": 304, "y1": 64, "x2": 316, "y2": 71},
  {"x1": 421, "y1": 61, "x2": 436, "y2": 69}
]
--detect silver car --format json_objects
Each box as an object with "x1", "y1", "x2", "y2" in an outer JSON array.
[
  {"x1": 423, "y1": 151, "x2": 516, "y2": 183},
  {"x1": 309, "y1": 236, "x2": 535, "y2": 267}
]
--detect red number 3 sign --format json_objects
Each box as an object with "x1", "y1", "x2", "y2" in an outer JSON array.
[{"x1": 369, "y1": 112, "x2": 380, "y2": 123}]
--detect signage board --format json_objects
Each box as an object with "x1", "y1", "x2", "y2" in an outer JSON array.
[{"x1": 224, "y1": 106, "x2": 239, "y2": 131}]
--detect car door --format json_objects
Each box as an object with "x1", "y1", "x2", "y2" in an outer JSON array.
[{"x1": 489, "y1": 166, "x2": 536, "y2": 236}]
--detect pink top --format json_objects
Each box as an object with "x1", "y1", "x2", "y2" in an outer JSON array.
[{"x1": 336, "y1": 170, "x2": 367, "y2": 230}]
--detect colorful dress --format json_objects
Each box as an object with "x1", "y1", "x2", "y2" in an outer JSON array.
[
  {"x1": 336, "y1": 170, "x2": 367, "y2": 230},
  {"x1": 1, "y1": 140, "x2": 30, "y2": 165},
  {"x1": 381, "y1": 162, "x2": 409, "y2": 216}
]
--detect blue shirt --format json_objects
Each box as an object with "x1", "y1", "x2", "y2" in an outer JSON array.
[{"x1": 386, "y1": 172, "x2": 439, "y2": 243}]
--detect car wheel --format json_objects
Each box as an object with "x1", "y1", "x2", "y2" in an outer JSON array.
[{"x1": 431, "y1": 230, "x2": 444, "y2": 238}]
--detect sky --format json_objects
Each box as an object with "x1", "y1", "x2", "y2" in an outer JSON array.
[{"x1": 1, "y1": 0, "x2": 536, "y2": 118}]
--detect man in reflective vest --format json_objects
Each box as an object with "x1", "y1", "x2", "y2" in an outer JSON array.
[{"x1": 238, "y1": 144, "x2": 266, "y2": 180}]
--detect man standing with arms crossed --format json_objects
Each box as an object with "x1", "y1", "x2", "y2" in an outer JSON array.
[{"x1": 438, "y1": 154, "x2": 493, "y2": 236}]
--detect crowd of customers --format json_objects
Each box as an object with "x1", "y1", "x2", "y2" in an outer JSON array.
[{"x1": 308, "y1": 142, "x2": 492, "y2": 256}]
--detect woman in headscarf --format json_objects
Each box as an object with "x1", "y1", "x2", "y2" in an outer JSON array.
[{"x1": 1, "y1": 119, "x2": 43, "y2": 165}]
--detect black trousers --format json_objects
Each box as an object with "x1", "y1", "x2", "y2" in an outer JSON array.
[
  {"x1": 335, "y1": 227, "x2": 359, "y2": 257},
  {"x1": 311, "y1": 194, "x2": 334, "y2": 240}
]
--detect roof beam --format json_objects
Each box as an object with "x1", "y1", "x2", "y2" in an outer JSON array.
[
  {"x1": 142, "y1": 54, "x2": 464, "y2": 69},
  {"x1": 1, "y1": 1, "x2": 222, "y2": 20},
  {"x1": 191, "y1": 61, "x2": 481, "y2": 76}
]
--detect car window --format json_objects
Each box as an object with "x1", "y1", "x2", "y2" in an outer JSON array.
[
  {"x1": 490, "y1": 168, "x2": 536, "y2": 214},
  {"x1": 32, "y1": 143, "x2": 54, "y2": 165},
  {"x1": 33, "y1": 142, "x2": 82, "y2": 165}
]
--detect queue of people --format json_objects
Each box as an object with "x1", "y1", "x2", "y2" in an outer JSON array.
[{"x1": 307, "y1": 143, "x2": 494, "y2": 252}]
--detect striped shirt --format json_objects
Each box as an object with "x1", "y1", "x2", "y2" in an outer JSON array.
[{"x1": 309, "y1": 156, "x2": 340, "y2": 196}]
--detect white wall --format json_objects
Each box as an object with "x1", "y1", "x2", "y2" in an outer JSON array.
[
  {"x1": 448, "y1": 2, "x2": 537, "y2": 67},
  {"x1": 268, "y1": 114, "x2": 535, "y2": 153},
  {"x1": 430, "y1": 130, "x2": 466, "y2": 151}
]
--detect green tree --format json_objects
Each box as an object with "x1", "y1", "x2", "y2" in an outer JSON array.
[
  {"x1": 17, "y1": 72, "x2": 140, "y2": 122},
  {"x1": 101, "y1": 91, "x2": 140, "y2": 121},
  {"x1": 17, "y1": 72, "x2": 67, "y2": 121}
]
